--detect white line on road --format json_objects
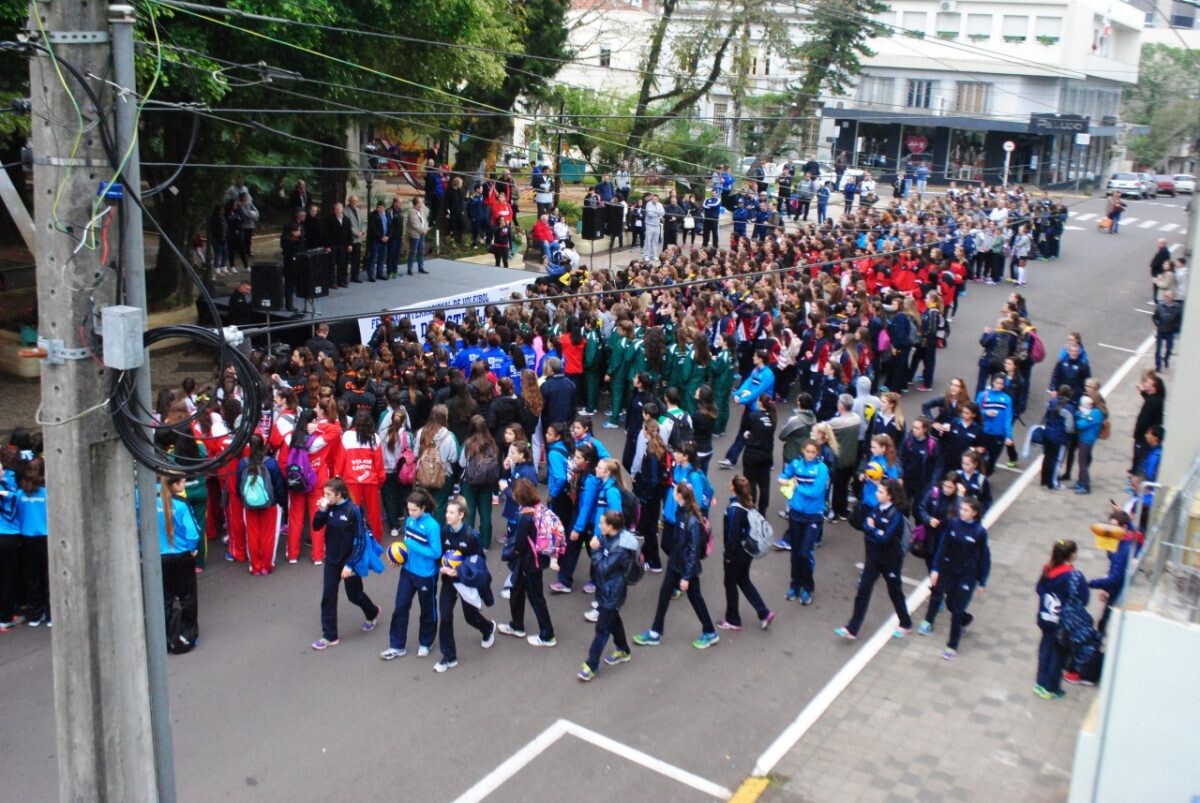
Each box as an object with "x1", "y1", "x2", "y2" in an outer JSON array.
[
  {"x1": 749, "y1": 333, "x2": 1155, "y2": 780},
  {"x1": 455, "y1": 720, "x2": 571, "y2": 803},
  {"x1": 1065, "y1": 225, "x2": 1085, "y2": 231},
  {"x1": 1122, "y1": 217, "x2": 1139, "y2": 224},
  {"x1": 1138, "y1": 220, "x2": 1159, "y2": 229},
  {"x1": 1098, "y1": 342, "x2": 1138, "y2": 354},
  {"x1": 1135, "y1": 309, "x2": 1154, "y2": 315},
  {"x1": 1075, "y1": 213, "x2": 1097, "y2": 221},
  {"x1": 1160, "y1": 223, "x2": 1179, "y2": 232}
]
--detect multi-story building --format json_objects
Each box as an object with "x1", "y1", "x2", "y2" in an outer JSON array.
[{"x1": 820, "y1": 0, "x2": 1145, "y2": 188}]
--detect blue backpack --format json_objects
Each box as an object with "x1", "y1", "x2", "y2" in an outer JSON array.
[{"x1": 239, "y1": 465, "x2": 275, "y2": 510}]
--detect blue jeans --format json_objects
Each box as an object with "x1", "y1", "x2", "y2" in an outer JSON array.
[
  {"x1": 585, "y1": 606, "x2": 629, "y2": 671},
  {"x1": 406, "y1": 235, "x2": 425, "y2": 273},
  {"x1": 366, "y1": 241, "x2": 387, "y2": 279},
  {"x1": 388, "y1": 569, "x2": 438, "y2": 650},
  {"x1": 1155, "y1": 332, "x2": 1175, "y2": 371},
  {"x1": 787, "y1": 510, "x2": 823, "y2": 594},
  {"x1": 1036, "y1": 627, "x2": 1066, "y2": 692}
]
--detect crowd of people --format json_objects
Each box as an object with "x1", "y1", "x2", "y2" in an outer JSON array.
[{"x1": 2, "y1": 171, "x2": 1174, "y2": 696}]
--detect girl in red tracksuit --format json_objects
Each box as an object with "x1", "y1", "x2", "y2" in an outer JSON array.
[
  {"x1": 285, "y1": 405, "x2": 341, "y2": 565},
  {"x1": 337, "y1": 410, "x2": 385, "y2": 543},
  {"x1": 192, "y1": 404, "x2": 231, "y2": 569},
  {"x1": 237, "y1": 433, "x2": 287, "y2": 575},
  {"x1": 219, "y1": 397, "x2": 249, "y2": 564}
]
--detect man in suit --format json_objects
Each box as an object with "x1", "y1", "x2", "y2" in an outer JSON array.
[
  {"x1": 365, "y1": 200, "x2": 389, "y2": 282},
  {"x1": 323, "y1": 201, "x2": 354, "y2": 288},
  {"x1": 385, "y1": 197, "x2": 405, "y2": 279},
  {"x1": 288, "y1": 180, "x2": 309, "y2": 214},
  {"x1": 346, "y1": 195, "x2": 366, "y2": 283}
]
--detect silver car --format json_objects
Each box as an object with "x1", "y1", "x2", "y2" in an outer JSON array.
[
  {"x1": 1137, "y1": 172, "x2": 1158, "y2": 199},
  {"x1": 1106, "y1": 172, "x2": 1142, "y2": 198}
]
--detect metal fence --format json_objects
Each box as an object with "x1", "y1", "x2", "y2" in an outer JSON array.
[{"x1": 1125, "y1": 455, "x2": 1200, "y2": 624}]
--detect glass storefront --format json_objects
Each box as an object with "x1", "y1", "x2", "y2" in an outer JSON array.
[{"x1": 947, "y1": 129, "x2": 986, "y2": 182}]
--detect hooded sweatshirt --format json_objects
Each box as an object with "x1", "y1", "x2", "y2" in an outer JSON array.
[{"x1": 851, "y1": 376, "x2": 881, "y2": 439}]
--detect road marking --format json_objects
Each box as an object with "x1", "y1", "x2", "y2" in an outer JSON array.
[
  {"x1": 1098, "y1": 342, "x2": 1138, "y2": 354},
  {"x1": 1160, "y1": 223, "x2": 1179, "y2": 232},
  {"x1": 731, "y1": 777, "x2": 772, "y2": 802},
  {"x1": 1075, "y1": 213, "x2": 1096, "y2": 221},
  {"x1": 1065, "y1": 225, "x2": 1085, "y2": 231},
  {"x1": 1135, "y1": 308, "x2": 1154, "y2": 315},
  {"x1": 454, "y1": 719, "x2": 732, "y2": 802},
  {"x1": 1138, "y1": 220, "x2": 1159, "y2": 229},
  {"x1": 747, "y1": 333, "x2": 1155, "y2": 782},
  {"x1": 1122, "y1": 217, "x2": 1138, "y2": 224}
]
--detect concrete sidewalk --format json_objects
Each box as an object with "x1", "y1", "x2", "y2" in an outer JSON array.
[{"x1": 749, "y1": 349, "x2": 1153, "y2": 803}]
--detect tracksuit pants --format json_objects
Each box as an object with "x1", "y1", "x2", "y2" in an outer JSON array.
[
  {"x1": 346, "y1": 482, "x2": 384, "y2": 543},
  {"x1": 1036, "y1": 627, "x2": 1067, "y2": 692},
  {"x1": 320, "y1": 560, "x2": 378, "y2": 642},
  {"x1": 509, "y1": 564, "x2": 555, "y2": 641},
  {"x1": 243, "y1": 506, "x2": 282, "y2": 574},
  {"x1": 220, "y1": 474, "x2": 248, "y2": 562},
  {"x1": 437, "y1": 580, "x2": 491, "y2": 662},
  {"x1": 845, "y1": 548, "x2": 912, "y2": 636},
  {"x1": 722, "y1": 549, "x2": 768, "y2": 627},
  {"x1": 787, "y1": 511, "x2": 823, "y2": 595},
  {"x1": 287, "y1": 488, "x2": 323, "y2": 562},
  {"x1": 585, "y1": 606, "x2": 630, "y2": 672},
  {"x1": 651, "y1": 569, "x2": 714, "y2": 636},
  {"x1": 388, "y1": 569, "x2": 438, "y2": 651}
]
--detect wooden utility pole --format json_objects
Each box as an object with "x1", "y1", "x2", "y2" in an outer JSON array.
[{"x1": 28, "y1": 1, "x2": 159, "y2": 799}]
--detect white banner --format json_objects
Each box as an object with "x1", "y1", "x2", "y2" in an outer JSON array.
[{"x1": 356, "y1": 277, "x2": 532, "y2": 344}]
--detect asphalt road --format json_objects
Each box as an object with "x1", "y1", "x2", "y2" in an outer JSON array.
[{"x1": 0, "y1": 192, "x2": 1188, "y2": 802}]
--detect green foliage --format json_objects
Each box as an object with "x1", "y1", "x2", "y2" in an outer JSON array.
[
  {"x1": 646, "y1": 119, "x2": 736, "y2": 194},
  {"x1": 1122, "y1": 44, "x2": 1200, "y2": 126},
  {"x1": 557, "y1": 198, "x2": 581, "y2": 223}
]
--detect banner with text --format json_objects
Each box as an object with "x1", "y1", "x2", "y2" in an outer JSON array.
[{"x1": 356, "y1": 278, "x2": 532, "y2": 344}]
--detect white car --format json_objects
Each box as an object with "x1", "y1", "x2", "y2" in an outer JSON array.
[
  {"x1": 1106, "y1": 172, "x2": 1142, "y2": 198},
  {"x1": 1173, "y1": 174, "x2": 1195, "y2": 194}
]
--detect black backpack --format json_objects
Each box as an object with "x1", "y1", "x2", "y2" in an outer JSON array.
[
  {"x1": 625, "y1": 534, "x2": 646, "y2": 585},
  {"x1": 618, "y1": 486, "x2": 641, "y2": 530},
  {"x1": 665, "y1": 410, "x2": 693, "y2": 451}
]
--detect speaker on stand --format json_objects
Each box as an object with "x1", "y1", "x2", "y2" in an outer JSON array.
[
  {"x1": 250, "y1": 261, "x2": 284, "y2": 353},
  {"x1": 296, "y1": 249, "x2": 331, "y2": 318}
]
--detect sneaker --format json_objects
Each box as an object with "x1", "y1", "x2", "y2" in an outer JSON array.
[
  {"x1": 590, "y1": 600, "x2": 599, "y2": 609},
  {"x1": 716, "y1": 619, "x2": 743, "y2": 631},
  {"x1": 496, "y1": 623, "x2": 525, "y2": 638},
  {"x1": 577, "y1": 407, "x2": 589, "y2": 415},
  {"x1": 482, "y1": 621, "x2": 497, "y2": 649},
  {"x1": 799, "y1": 590, "x2": 813, "y2": 606},
  {"x1": 0, "y1": 622, "x2": 14, "y2": 632},
  {"x1": 670, "y1": 589, "x2": 683, "y2": 600},
  {"x1": 772, "y1": 539, "x2": 792, "y2": 551},
  {"x1": 500, "y1": 588, "x2": 511, "y2": 599},
  {"x1": 692, "y1": 632, "x2": 720, "y2": 650},
  {"x1": 577, "y1": 663, "x2": 596, "y2": 682},
  {"x1": 288, "y1": 559, "x2": 298, "y2": 564},
  {"x1": 313, "y1": 560, "x2": 323, "y2": 566},
  {"x1": 778, "y1": 510, "x2": 789, "y2": 520},
  {"x1": 892, "y1": 627, "x2": 912, "y2": 639},
  {"x1": 583, "y1": 581, "x2": 596, "y2": 594},
  {"x1": 646, "y1": 563, "x2": 664, "y2": 573},
  {"x1": 549, "y1": 582, "x2": 572, "y2": 594},
  {"x1": 601, "y1": 422, "x2": 621, "y2": 429},
  {"x1": 942, "y1": 648, "x2": 957, "y2": 660},
  {"x1": 786, "y1": 588, "x2": 799, "y2": 602},
  {"x1": 603, "y1": 650, "x2": 632, "y2": 666},
  {"x1": 390, "y1": 528, "x2": 401, "y2": 538},
  {"x1": 583, "y1": 609, "x2": 600, "y2": 623},
  {"x1": 719, "y1": 459, "x2": 734, "y2": 470},
  {"x1": 45, "y1": 619, "x2": 52, "y2": 628},
  {"x1": 417, "y1": 645, "x2": 430, "y2": 658},
  {"x1": 380, "y1": 648, "x2": 406, "y2": 660},
  {"x1": 361, "y1": 616, "x2": 379, "y2": 633},
  {"x1": 632, "y1": 629, "x2": 661, "y2": 646},
  {"x1": 527, "y1": 635, "x2": 557, "y2": 647},
  {"x1": 434, "y1": 659, "x2": 458, "y2": 673},
  {"x1": 917, "y1": 621, "x2": 933, "y2": 636},
  {"x1": 224, "y1": 552, "x2": 235, "y2": 562},
  {"x1": 1050, "y1": 689, "x2": 1067, "y2": 699},
  {"x1": 1032, "y1": 685, "x2": 1054, "y2": 699},
  {"x1": 1075, "y1": 487, "x2": 1091, "y2": 495},
  {"x1": 27, "y1": 614, "x2": 46, "y2": 627},
  {"x1": 311, "y1": 638, "x2": 339, "y2": 650},
  {"x1": 1063, "y1": 671, "x2": 1095, "y2": 686},
  {"x1": 760, "y1": 611, "x2": 776, "y2": 630},
  {"x1": 915, "y1": 385, "x2": 933, "y2": 392},
  {"x1": 1006, "y1": 460, "x2": 1018, "y2": 469},
  {"x1": 833, "y1": 626, "x2": 857, "y2": 640}
]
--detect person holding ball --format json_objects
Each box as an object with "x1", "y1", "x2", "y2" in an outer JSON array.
[
  {"x1": 311, "y1": 477, "x2": 380, "y2": 651},
  {"x1": 434, "y1": 496, "x2": 496, "y2": 673},
  {"x1": 381, "y1": 489, "x2": 442, "y2": 660}
]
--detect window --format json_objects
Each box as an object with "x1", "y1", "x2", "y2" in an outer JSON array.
[
  {"x1": 1002, "y1": 15, "x2": 1028, "y2": 41},
  {"x1": 599, "y1": 47, "x2": 611, "y2": 68},
  {"x1": 902, "y1": 10, "x2": 928, "y2": 33},
  {"x1": 905, "y1": 79, "x2": 934, "y2": 109},
  {"x1": 1035, "y1": 16, "x2": 1063, "y2": 41},
  {"x1": 857, "y1": 76, "x2": 895, "y2": 107},
  {"x1": 954, "y1": 81, "x2": 990, "y2": 114},
  {"x1": 1170, "y1": 13, "x2": 1195, "y2": 28},
  {"x1": 713, "y1": 102, "x2": 730, "y2": 137},
  {"x1": 966, "y1": 13, "x2": 991, "y2": 39},
  {"x1": 936, "y1": 12, "x2": 961, "y2": 37},
  {"x1": 1144, "y1": 10, "x2": 1155, "y2": 26}
]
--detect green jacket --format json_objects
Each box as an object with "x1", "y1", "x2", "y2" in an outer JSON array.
[
  {"x1": 707, "y1": 350, "x2": 735, "y2": 395},
  {"x1": 584, "y1": 329, "x2": 603, "y2": 367},
  {"x1": 607, "y1": 332, "x2": 633, "y2": 379}
]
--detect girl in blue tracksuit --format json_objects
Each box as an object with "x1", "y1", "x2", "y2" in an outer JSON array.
[
  {"x1": 779, "y1": 440, "x2": 830, "y2": 605},
  {"x1": 976, "y1": 374, "x2": 1013, "y2": 474},
  {"x1": 955, "y1": 450, "x2": 993, "y2": 516},
  {"x1": 571, "y1": 417, "x2": 610, "y2": 460},
  {"x1": 1034, "y1": 539, "x2": 1087, "y2": 698},
  {"x1": 157, "y1": 474, "x2": 201, "y2": 648},
  {"x1": 662, "y1": 443, "x2": 710, "y2": 557},
  {"x1": 860, "y1": 434, "x2": 901, "y2": 511},
  {"x1": 592, "y1": 459, "x2": 625, "y2": 535},
  {"x1": 554, "y1": 443, "x2": 600, "y2": 593},
  {"x1": 722, "y1": 351, "x2": 776, "y2": 467},
  {"x1": 382, "y1": 488, "x2": 442, "y2": 660},
  {"x1": 0, "y1": 453, "x2": 20, "y2": 630},
  {"x1": 915, "y1": 473, "x2": 960, "y2": 573},
  {"x1": 17, "y1": 461, "x2": 50, "y2": 627},
  {"x1": 921, "y1": 496, "x2": 990, "y2": 658},
  {"x1": 634, "y1": 483, "x2": 718, "y2": 649},
  {"x1": 836, "y1": 479, "x2": 913, "y2": 640},
  {"x1": 1086, "y1": 510, "x2": 1135, "y2": 636},
  {"x1": 1073, "y1": 395, "x2": 1104, "y2": 495},
  {"x1": 545, "y1": 423, "x2": 574, "y2": 527}
]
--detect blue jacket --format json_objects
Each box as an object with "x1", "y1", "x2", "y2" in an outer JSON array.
[
  {"x1": 976, "y1": 390, "x2": 1012, "y2": 439},
  {"x1": 402, "y1": 512, "x2": 442, "y2": 577},
  {"x1": 780, "y1": 456, "x2": 829, "y2": 516},
  {"x1": 931, "y1": 517, "x2": 991, "y2": 587},
  {"x1": 1089, "y1": 535, "x2": 1134, "y2": 602},
  {"x1": 1049, "y1": 356, "x2": 1091, "y2": 400},
  {"x1": 861, "y1": 458, "x2": 900, "y2": 508},
  {"x1": 916, "y1": 486, "x2": 957, "y2": 558},
  {"x1": 1075, "y1": 407, "x2": 1104, "y2": 446},
  {"x1": 546, "y1": 441, "x2": 570, "y2": 499},
  {"x1": 702, "y1": 196, "x2": 723, "y2": 219},
  {"x1": 503, "y1": 461, "x2": 538, "y2": 523},
  {"x1": 16, "y1": 486, "x2": 48, "y2": 537},
  {"x1": 576, "y1": 433, "x2": 610, "y2": 460},
  {"x1": 1042, "y1": 396, "x2": 1076, "y2": 446},
  {"x1": 1036, "y1": 564, "x2": 1088, "y2": 631},
  {"x1": 453, "y1": 345, "x2": 485, "y2": 373},
  {"x1": 593, "y1": 476, "x2": 623, "y2": 534},
  {"x1": 592, "y1": 529, "x2": 638, "y2": 609},
  {"x1": 734, "y1": 365, "x2": 775, "y2": 411},
  {"x1": 955, "y1": 469, "x2": 993, "y2": 514},
  {"x1": 670, "y1": 513, "x2": 704, "y2": 579},
  {"x1": 0, "y1": 469, "x2": 18, "y2": 535},
  {"x1": 663, "y1": 464, "x2": 710, "y2": 523},
  {"x1": 481, "y1": 347, "x2": 511, "y2": 378},
  {"x1": 156, "y1": 494, "x2": 200, "y2": 555},
  {"x1": 314, "y1": 498, "x2": 365, "y2": 568},
  {"x1": 572, "y1": 473, "x2": 600, "y2": 533}
]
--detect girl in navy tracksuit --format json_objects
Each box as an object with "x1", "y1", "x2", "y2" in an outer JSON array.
[
  {"x1": 0, "y1": 453, "x2": 22, "y2": 630},
  {"x1": 554, "y1": 443, "x2": 600, "y2": 593},
  {"x1": 921, "y1": 496, "x2": 990, "y2": 658},
  {"x1": 499, "y1": 440, "x2": 539, "y2": 596},
  {"x1": 955, "y1": 450, "x2": 993, "y2": 516},
  {"x1": 498, "y1": 478, "x2": 556, "y2": 646},
  {"x1": 579, "y1": 510, "x2": 638, "y2": 681},
  {"x1": 311, "y1": 477, "x2": 379, "y2": 650},
  {"x1": 719, "y1": 476, "x2": 773, "y2": 630},
  {"x1": 436, "y1": 496, "x2": 495, "y2": 671},
  {"x1": 633, "y1": 420, "x2": 671, "y2": 572},
  {"x1": 17, "y1": 462, "x2": 50, "y2": 626},
  {"x1": 836, "y1": 479, "x2": 913, "y2": 640},
  {"x1": 915, "y1": 473, "x2": 960, "y2": 574},
  {"x1": 1034, "y1": 539, "x2": 1088, "y2": 698}
]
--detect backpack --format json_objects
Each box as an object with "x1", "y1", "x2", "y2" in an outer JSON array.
[
  {"x1": 463, "y1": 444, "x2": 500, "y2": 487},
  {"x1": 284, "y1": 437, "x2": 317, "y2": 493},
  {"x1": 1027, "y1": 330, "x2": 1046, "y2": 363},
  {"x1": 934, "y1": 310, "x2": 950, "y2": 349},
  {"x1": 876, "y1": 326, "x2": 892, "y2": 354},
  {"x1": 531, "y1": 503, "x2": 567, "y2": 557},
  {"x1": 665, "y1": 410, "x2": 693, "y2": 452},
  {"x1": 416, "y1": 440, "x2": 446, "y2": 490},
  {"x1": 618, "y1": 485, "x2": 641, "y2": 529},
  {"x1": 625, "y1": 533, "x2": 646, "y2": 585},
  {"x1": 700, "y1": 515, "x2": 715, "y2": 559},
  {"x1": 736, "y1": 503, "x2": 773, "y2": 559},
  {"x1": 394, "y1": 430, "x2": 418, "y2": 485},
  {"x1": 239, "y1": 464, "x2": 275, "y2": 510}
]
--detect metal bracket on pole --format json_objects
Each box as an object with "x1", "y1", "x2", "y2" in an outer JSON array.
[
  {"x1": 44, "y1": 31, "x2": 110, "y2": 44},
  {"x1": 22, "y1": 338, "x2": 94, "y2": 365}
]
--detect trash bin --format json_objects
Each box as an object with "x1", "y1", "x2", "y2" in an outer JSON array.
[{"x1": 560, "y1": 158, "x2": 586, "y2": 184}]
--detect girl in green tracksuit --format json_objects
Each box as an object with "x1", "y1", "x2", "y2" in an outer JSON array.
[
  {"x1": 708, "y1": 333, "x2": 736, "y2": 436},
  {"x1": 606, "y1": 320, "x2": 636, "y2": 427},
  {"x1": 583, "y1": 318, "x2": 604, "y2": 415}
]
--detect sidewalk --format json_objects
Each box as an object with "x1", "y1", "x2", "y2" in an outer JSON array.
[{"x1": 751, "y1": 350, "x2": 1151, "y2": 802}]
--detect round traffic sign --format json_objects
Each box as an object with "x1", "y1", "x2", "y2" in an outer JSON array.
[{"x1": 1003, "y1": 140, "x2": 1015, "y2": 152}]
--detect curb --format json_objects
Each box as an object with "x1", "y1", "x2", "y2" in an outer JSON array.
[{"x1": 729, "y1": 776, "x2": 771, "y2": 802}]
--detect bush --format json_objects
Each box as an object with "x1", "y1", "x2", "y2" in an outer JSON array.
[
  {"x1": 558, "y1": 199, "x2": 581, "y2": 223},
  {"x1": 582, "y1": 175, "x2": 597, "y2": 187}
]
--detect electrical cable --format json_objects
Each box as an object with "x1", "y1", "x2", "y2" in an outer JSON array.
[{"x1": 142, "y1": 108, "x2": 200, "y2": 198}]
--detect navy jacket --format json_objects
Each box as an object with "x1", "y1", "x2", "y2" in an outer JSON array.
[
  {"x1": 592, "y1": 530, "x2": 637, "y2": 609},
  {"x1": 1036, "y1": 564, "x2": 1088, "y2": 631},
  {"x1": 540, "y1": 374, "x2": 577, "y2": 429},
  {"x1": 313, "y1": 499, "x2": 364, "y2": 569},
  {"x1": 862, "y1": 503, "x2": 905, "y2": 559},
  {"x1": 931, "y1": 517, "x2": 991, "y2": 586},
  {"x1": 916, "y1": 486, "x2": 957, "y2": 558},
  {"x1": 670, "y1": 513, "x2": 704, "y2": 579},
  {"x1": 899, "y1": 434, "x2": 942, "y2": 502}
]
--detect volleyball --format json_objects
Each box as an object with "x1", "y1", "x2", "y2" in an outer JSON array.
[
  {"x1": 386, "y1": 541, "x2": 408, "y2": 567},
  {"x1": 865, "y1": 464, "x2": 884, "y2": 482},
  {"x1": 442, "y1": 549, "x2": 463, "y2": 571}
]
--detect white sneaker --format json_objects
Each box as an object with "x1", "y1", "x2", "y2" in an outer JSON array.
[
  {"x1": 417, "y1": 645, "x2": 430, "y2": 658},
  {"x1": 481, "y1": 621, "x2": 497, "y2": 649},
  {"x1": 527, "y1": 635, "x2": 557, "y2": 647},
  {"x1": 434, "y1": 660, "x2": 458, "y2": 673},
  {"x1": 389, "y1": 528, "x2": 400, "y2": 538},
  {"x1": 380, "y1": 648, "x2": 406, "y2": 660},
  {"x1": 584, "y1": 609, "x2": 599, "y2": 623}
]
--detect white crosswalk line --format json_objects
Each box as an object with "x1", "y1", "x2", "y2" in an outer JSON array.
[
  {"x1": 1138, "y1": 220, "x2": 1158, "y2": 228},
  {"x1": 1075, "y1": 213, "x2": 1096, "y2": 221},
  {"x1": 1122, "y1": 217, "x2": 1138, "y2": 224},
  {"x1": 1160, "y1": 223, "x2": 1179, "y2": 232}
]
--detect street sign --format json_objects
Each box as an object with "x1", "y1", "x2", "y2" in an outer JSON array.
[
  {"x1": 1029, "y1": 113, "x2": 1090, "y2": 134},
  {"x1": 1003, "y1": 140, "x2": 1015, "y2": 152},
  {"x1": 1075, "y1": 132, "x2": 1091, "y2": 147}
]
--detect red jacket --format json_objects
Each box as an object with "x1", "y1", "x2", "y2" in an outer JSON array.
[
  {"x1": 337, "y1": 431, "x2": 384, "y2": 485},
  {"x1": 561, "y1": 335, "x2": 585, "y2": 375}
]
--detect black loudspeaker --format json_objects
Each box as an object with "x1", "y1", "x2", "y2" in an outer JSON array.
[
  {"x1": 581, "y1": 205, "x2": 604, "y2": 241},
  {"x1": 604, "y1": 202, "x2": 625, "y2": 237},
  {"x1": 296, "y1": 248, "x2": 331, "y2": 299},
  {"x1": 250, "y1": 262, "x2": 284, "y2": 312}
]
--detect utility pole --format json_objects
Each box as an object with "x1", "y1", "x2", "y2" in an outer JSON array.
[
  {"x1": 28, "y1": 1, "x2": 159, "y2": 800},
  {"x1": 111, "y1": 5, "x2": 177, "y2": 801},
  {"x1": 553, "y1": 100, "x2": 565, "y2": 208}
]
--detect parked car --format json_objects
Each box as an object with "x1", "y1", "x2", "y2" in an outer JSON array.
[
  {"x1": 1173, "y1": 174, "x2": 1195, "y2": 194},
  {"x1": 1106, "y1": 172, "x2": 1142, "y2": 198},
  {"x1": 503, "y1": 151, "x2": 530, "y2": 169},
  {"x1": 1156, "y1": 176, "x2": 1177, "y2": 197},
  {"x1": 1137, "y1": 172, "x2": 1158, "y2": 199}
]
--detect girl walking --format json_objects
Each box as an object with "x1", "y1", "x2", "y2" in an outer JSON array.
[
  {"x1": 835, "y1": 479, "x2": 913, "y2": 640},
  {"x1": 1034, "y1": 540, "x2": 1088, "y2": 699},
  {"x1": 717, "y1": 476, "x2": 774, "y2": 631},
  {"x1": 497, "y1": 479, "x2": 556, "y2": 647},
  {"x1": 921, "y1": 496, "x2": 990, "y2": 659}
]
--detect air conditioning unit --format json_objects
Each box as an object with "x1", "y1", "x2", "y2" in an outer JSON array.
[{"x1": 940, "y1": 0, "x2": 957, "y2": 11}]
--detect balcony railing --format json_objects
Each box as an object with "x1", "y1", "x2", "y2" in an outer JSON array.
[{"x1": 1125, "y1": 455, "x2": 1200, "y2": 624}]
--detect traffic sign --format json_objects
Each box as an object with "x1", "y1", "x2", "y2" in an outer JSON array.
[{"x1": 1002, "y1": 140, "x2": 1015, "y2": 152}]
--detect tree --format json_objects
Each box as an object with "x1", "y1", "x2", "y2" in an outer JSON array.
[
  {"x1": 758, "y1": 0, "x2": 888, "y2": 157},
  {"x1": 1122, "y1": 44, "x2": 1200, "y2": 126}
]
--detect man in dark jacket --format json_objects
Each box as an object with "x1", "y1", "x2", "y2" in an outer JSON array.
[
  {"x1": 1131, "y1": 370, "x2": 1165, "y2": 474},
  {"x1": 539, "y1": 357, "x2": 577, "y2": 431},
  {"x1": 311, "y1": 478, "x2": 380, "y2": 650},
  {"x1": 1152, "y1": 290, "x2": 1182, "y2": 372},
  {"x1": 578, "y1": 511, "x2": 637, "y2": 681},
  {"x1": 323, "y1": 201, "x2": 354, "y2": 287},
  {"x1": 1149, "y1": 238, "x2": 1171, "y2": 303},
  {"x1": 365, "y1": 200, "x2": 389, "y2": 282}
]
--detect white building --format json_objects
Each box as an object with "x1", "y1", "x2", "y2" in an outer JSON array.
[{"x1": 820, "y1": 0, "x2": 1145, "y2": 188}]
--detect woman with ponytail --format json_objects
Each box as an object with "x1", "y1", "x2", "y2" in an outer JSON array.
[
  {"x1": 157, "y1": 474, "x2": 201, "y2": 651},
  {"x1": 337, "y1": 410, "x2": 385, "y2": 542},
  {"x1": 236, "y1": 434, "x2": 287, "y2": 575}
]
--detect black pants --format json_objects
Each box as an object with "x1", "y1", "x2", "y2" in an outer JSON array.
[
  {"x1": 796, "y1": 200, "x2": 810, "y2": 220},
  {"x1": 20, "y1": 537, "x2": 50, "y2": 619},
  {"x1": 1041, "y1": 442, "x2": 1063, "y2": 488},
  {"x1": 321, "y1": 560, "x2": 378, "y2": 641},
  {"x1": 162, "y1": 551, "x2": 197, "y2": 640},
  {"x1": 0, "y1": 535, "x2": 21, "y2": 621},
  {"x1": 509, "y1": 565, "x2": 554, "y2": 641},
  {"x1": 557, "y1": 530, "x2": 593, "y2": 590},
  {"x1": 743, "y1": 459, "x2": 772, "y2": 515},
  {"x1": 723, "y1": 549, "x2": 768, "y2": 626},
  {"x1": 437, "y1": 579, "x2": 491, "y2": 662},
  {"x1": 845, "y1": 547, "x2": 911, "y2": 635},
  {"x1": 651, "y1": 568, "x2": 714, "y2": 636},
  {"x1": 981, "y1": 433, "x2": 1006, "y2": 475},
  {"x1": 585, "y1": 606, "x2": 630, "y2": 671},
  {"x1": 1060, "y1": 434, "x2": 1080, "y2": 480},
  {"x1": 332, "y1": 247, "x2": 349, "y2": 285},
  {"x1": 636, "y1": 490, "x2": 665, "y2": 570},
  {"x1": 349, "y1": 242, "x2": 363, "y2": 281},
  {"x1": 832, "y1": 465, "x2": 854, "y2": 518},
  {"x1": 702, "y1": 219, "x2": 719, "y2": 248},
  {"x1": 236, "y1": 229, "x2": 253, "y2": 269}
]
